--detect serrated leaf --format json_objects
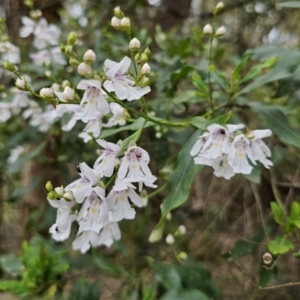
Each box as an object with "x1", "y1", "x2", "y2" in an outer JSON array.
[{"x1": 249, "y1": 102, "x2": 300, "y2": 149}]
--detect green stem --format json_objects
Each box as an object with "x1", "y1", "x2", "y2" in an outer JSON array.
[
  {"x1": 207, "y1": 36, "x2": 214, "y2": 111},
  {"x1": 148, "y1": 184, "x2": 167, "y2": 199}
]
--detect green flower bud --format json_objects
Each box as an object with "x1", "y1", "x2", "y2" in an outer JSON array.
[
  {"x1": 60, "y1": 44, "x2": 66, "y2": 53},
  {"x1": 45, "y1": 181, "x2": 53, "y2": 192},
  {"x1": 144, "y1": 47, "x2": 151, "y2": 56},
  {"x1": 4, "y1": 61, "x2": 16, "y2": 72},
  {"x1": 47, "y1": 191, "x2": 56, "y2": 200},
  {"x1": 140, "y1": 53, "x2": 148, "y2": 64},
  {"x1": 69, "y1": 58, "x2": 79, "y2": 67},
  {"x1": 67, "y1": 32, "x2": 77, "y2": 45},
  {"x1": 114, "y1": 6, "x2": 124, "y2": 18},
  {"x1": 93, "y1": 74, "x2": 101, "y2": 81},
  {"x1": 65, "y1": 45, "x2": 73, "y2": 56},
  {"x1": 134, "y1": 53, "x2": 140, "y2": 61}
]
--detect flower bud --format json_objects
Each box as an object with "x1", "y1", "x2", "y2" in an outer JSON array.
[
  {"x1": 62, "y1": 80, "x2": 71, "y2": 88},
  {"x1": 16, "y1": 78, "x2": 26, "y2": 90},
  {"x1": 78, "y1": 62, "x2": 92, "y2": 77},
  {"x1": 54, "y1": 186, "x2": 64, "y2": 197},
  {"x1": 140, "y1": 190, "x2": 148, "y2": 207},
  {"x1": 203, "y1": 24, "x2": 213, "y2": 35},
  {"x1": 138, "y1": 77, "x2": 150, "y2": 87},
  {"x1": 178, "y1": 252, "x2": 187, "y2": 261},
  {"x1": 141, "y1": 63, "x2": 151, "y2": 75},
  {"x1": 67, "y1": 31, "x2": 77, "y2": 45},
  {"x1": 45, "y1": 181, "x2": 53, "y2": 192},
  {"x1": 40, "y1": 87, "x2": 54, "y2": 98},
  {"x1": 63, "y1": 191, "x2": 74, "y2": 202},
  {"x1": 144, "y1": 47, "x2": 151, "y2": 56},
  {"x1": 166, "y1": 234, "x2": 175, "y2": 245},
  {"x1": 114, "y1": 6, "x2": 124, "y2": 18},
  {"x1": 51, "y1": 83, "x2": 60, "y2": 92},
  {"x1": 140, "y1": 53, "x2": 148, "y2": 64},
  {"x1": 60, "y1": 44, "x2": 66, "y2": 53},
  {"x1": 63, "y1": 86, "x2": 74, "y2": 101},
  {"x1": 178, "y1": 225, "x2": 186, "y2": 235},
  {"x1": 65, "y1": 45, "x2": 73, "y2": 56},
  {"x1": 263, "y1": 252, "x2": 272, "y2": 265},
  {"x1": 69, "y1": 58, "x2": 79, "y2": 67},
  {"x1": 47, "y1": 191, "x2": 56, "y2": 200},
  {"x1": 155, "y1": 132, "x2": 162, "y2": 139},
  {"x1": 215, "y1": 2, "x2": 224, "y2": 12},
  {"x1": 166, "y1": 212, "x2": 172, "y2": 220},
  {"x1": 83, "y1": 49, "x2": 96, "y2": 62},
  {"x1": 4, "y1": 61, "x2": 16, "y2": 72},
  {"x1": 120, "y1": 17, "x2": 130, "y2": 29},
  {"x1": 45, "y1": 70, "x2": 51, "y2": 78},
  {"x1": 111, "y1": 16, "x2": 121, "y2": 29},
  {"x1": 30, "y1": 9, "x2": 42, "y2": 19},
  {"x1": 129, "y1": 38, "x2": 141, "y2": 51},
  {"x1": 215, "y1": 26, "x2": 226, "y2": 37},
  {"x1": 134, "y1": 53, "x2": 140, "y2": 61}
]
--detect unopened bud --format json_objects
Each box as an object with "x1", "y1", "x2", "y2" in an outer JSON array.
[
  {"x1": 65, "y1": 45, "x2": 73, "y2": 56},
  {"x1": 203, "y1": 24, "x2": 213, "y2": 35},
  {"x1": 47, "y1": 191, "x2": 56, "y2": 200},
  {"x1": 139, "y1": 77, "x2": 150, "y2": 87},
  {"x1": 83, "y1": 49, "x2": 96, "y2": 62},
  {"x1": 30, "y1": 9, "x2": 42, "y2": 20},
  {"x1": 45, "y1": 71, "x2": 51, "y2": 78},
  {"x1": 141, "y1": 63, "x2": 151, "y2": 75},
  {"x1": 215, "y1": 26, "x2": 226, "y2": 37},
  {"x1": 178, "y1": 252, "x2": 187, "y2": 260},
  {"x1": 52, "y1": 83, "x2": 60, "y2": 91},
  {"x1": 140, "y1": 53, "x2": 148, "y2": 64},
  {"x1": 215, "y1": 2, "x2": 224, "y2": 12},
  {"x1": 134, "y1": 53, "x2": 140, "y2": 61},
  {"x1": 166, "y1": 234, "x2": 175, "y2": 245},
  {"x1": 54, "y1": 186, "x2": 64, "y2": 197},
  {"x1": 129, "y1": 38, "x2": 141, "y2": 52},
  {"x1": 114, "y1": 6, "x2": 124, "y2": 18},
  {"x1": 63, "y1": 86, "x2": 74, "y2": 101},
  {"x1": 263, "y1": 252, "x2": 272, "y2": 265},
  {"x1": 40, "y1": 87, "x2": 54, "y2": 98},
  {"x1": 45, "y1": 181, "x2": 53, "y2": 192},
  {"x1": 111, "y1": 16, "x2": 121, "y2": 29},
  {"x1": 69, "y1": 58, "x2": 79, "y2": 67},
  {"x1": 63, "y1": 191, "x2": 74, "y2": 201},
  {"x1": 178, "y1": 225, "x2": 186, "y2": 235},
  {"x1": 140, "y1": 190, "x2": 148, "y2": 207},
  {"x1": 144, "y1": 47, "x2": 151, "y2": 56},
  {"x1": 166, "y1": 212, "x2": 172, "y2": 220},
  {"x1": 62, "y1": 80, "x2": 71, "y2": 88},
  {"x1": 4, "y1": 61, "x2": 16, "y2": 72},
  {"x1": 120, "y1": 17, "x2": 130, "y2": 29},
  {"x1": 60, "y1": 44, "x2": 66, "y2": 53},
  {"x1": 67, "y1": 31, "x2": 77, "y2": 45},
  {"x1": 16, "y1": 78, "x2": 26, "y2": 90},
  {"x1": 155, "y1": 132, "x2": 162, "y2": 139},
  {"x1": 78, "y1": 62, "x2": 92, "y2": 77}
]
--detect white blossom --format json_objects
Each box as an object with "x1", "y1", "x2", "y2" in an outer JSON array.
[
  {"x1": 103, "y1": 56, "x2": 151, "y2": 101},
  {"x1": 103, "y1": 103, "x2": 126, "y2": 128},
  {"x1": 79, "y1": 117, "x2": 103, "y2": 143},
  {"x1": 7, "y1": 146, "x2": 24, "y2": 164},
  {"x1": 72, "y1": 230, "x2": 99, "y2": 254},
  {"x1": 19, "y1": 16, "x2": 36, "y2": 38}
]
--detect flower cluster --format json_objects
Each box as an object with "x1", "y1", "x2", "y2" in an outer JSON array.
[
  {"x1": 190, "y1": 123, "x2": 273, "y2": 179},
  {"x1": 47, "y1": 141, "x2": 156, "y2": 253}
]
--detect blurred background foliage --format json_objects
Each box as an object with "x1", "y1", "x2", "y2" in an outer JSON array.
[{"x1": 1, "y1": 0, "x2": 300, "y2": 299}]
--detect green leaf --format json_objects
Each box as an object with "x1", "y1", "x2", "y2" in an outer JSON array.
[
  {"x1": 190, "y1": 111, "x2": 232, "y2": 130},
  {"x1": 149, "y1": 130, "x2": 203, "y2": 242},
  {"x1": 277, "y1": 1, "x2": 300, "y2": 8},
  {"x1": 160, "y1": 289, "x2": 209, "y2": 300},
  {"x1": 0, "y1": 254, "x2": 23, "y2": 277},
  {"x1": 161, "y1": 130, "x2": 203, "y2": 214},
  {"x1": 259, "y1": 265, "x2": 277, "y2": 287},
  {"x1": 268, "y1": 236, "x2": 295, "y2": 255},
  {"x1": 270, "y1": 202, "x2": 284, "y2": 225},
  {"x1": 232, "y1": 53, "x2": 251, "y2": 83},
  {"x1": 289, "y1": 201, "x2": 300, "y2": 221},
  {"x1": 293, "y1": 249, "x2": 300, "y2": 258},
  {"x1": 99, "y1": 118, "x2": 154, "y2": 139},
  {"x1": 249, "y1": 102, "x2": 300, "y2": 149},
  {"x1": 153, "y1": 263, "x2": 181, "y2": 290},
  {"x1": 192, "y1": 72, "x2": 208, "y2": 97}
]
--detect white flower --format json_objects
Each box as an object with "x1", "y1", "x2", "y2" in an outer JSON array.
[
  {"x1": 30, "y1": 47, "x2": 66, "y2": 66},
  {"x1": 93, "y1": 140, "x2": 121, "y2": 177},
  {"x1": 0, "y1": 42, "x2": 20, "y2": 64},
  {"x1": 203, "y1": 24, "x2": 213, "y2": 35},
  {"x1": 103, "y1": 56, "x2": 151, "y2": 101},
  {"x1": 250, "y1": 129, "x2": 273, "y2": 168},
  {"x1": 212, "y1": 154, "x2": 235, "y2": 180},
  {"x1": 77, "y1": 190, "x2": 109, "y2": 233},
  {"x1": 106, "y1": 179, "x2": 143, "y2": 221},
  {"x1": 72, "y1": 230, "x2": 99, "y2": 254},
  {"x1": 7, "y1": 146, "x2": 24, "y2": 164},
  {"x1": 103, "y1": 103, "x2": 126, "y2": 128},
  {"x1": 0, "y1": 102, "x2": 12, "y2": 122},
  {"x1": 194, "y1": 124, "x2": 244, "y2": 160},
  {"x1": 48, "y1": 198, "x2": 76, "y2": 242},
  {"x1": 79, "y1": 118, "x2": 103, "y2": 143},
  {"x1": 19, "y1": 16, "x2": 36, "y2": 38},
  {"x1": 76, "y1": 79, "x2": 110, "y2": 122},
  {"x1": 228, "y1": 134, "x2": 256, "y2": 174},
  {"x1": 97, "y1": 213, "x2": 121, "y2": 247},
  {"x1": 66, "y1": 162, "x2": 99, "y2": 203},
  {"x1": 118, "y1": 145, "x2": 156, "y2": 185}
]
